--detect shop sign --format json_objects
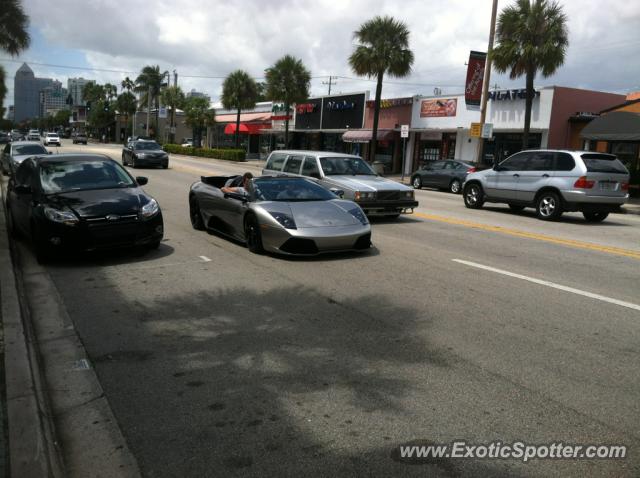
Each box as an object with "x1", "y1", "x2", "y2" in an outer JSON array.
[
  {"x1": 296, "y1": 103, "x2": 317, "y2": 114},
  {"x1": 326, "y1": 100, "x2": 356, "y2": 111},
  {"x1": 420, "y1": 98, "x2": 457, "y2": 118},
  {"x1": 489, "y1": 89, "x2": 541, "y2": 101},
  {"x1": 420, "y1": 131, "x2": 443, "y2": 141},
  {"x1": 470, "y1": 122, "x2": 482, "y2": 138},
  {"x1": 481, "y1": 123, "x2": 493, "y2": 139},
  {"x1": 465, "y1": 51, "x2": 486, "y2": 108},
  {"x1": 366, "y1": 97, "x2": 413, "y2": 109}
]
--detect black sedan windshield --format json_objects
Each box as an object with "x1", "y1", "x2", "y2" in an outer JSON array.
[
  {"x1": 134, "y1": 142, "x2": 162, "y2": 151},
  {"x1": 39, "y1": 160, "x2": 136, "y2": 193},
  {"x1": 320, "y1": 157, "x2": 376, "y2": 176},
  {"x1": 253, "y1": 178, "x2": 337, "y2": 202},
  {"x1": 13, "y1": 144, "x2": 47, "y2": 155}
]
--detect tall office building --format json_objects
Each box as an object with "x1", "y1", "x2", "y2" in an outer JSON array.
[
  {"x1": 186, "y1": 89, "x2": 211, "y2": 103},
  {"x1": 40, "y1": 80, "x2": 68, "y2": 116},
  {"x1": 13, "y1": 63, "x2": 53, "y2": 122},
  {"x1": 67, "y1": 77, "x2": 93, "y2": 106}
]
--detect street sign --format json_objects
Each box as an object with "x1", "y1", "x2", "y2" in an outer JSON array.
[
  {"x1": 470, "y1": 122, "x2": 482, "y2": 138},
  {"x1": 400, "y1": 124, "x2": 409, "y2": 138},
  {"x1": 159, "y1": 106, "x2": 167, "y2": 119},
  {"x1": 481, "y1": 123, "x2": 493, "y2": 139}
]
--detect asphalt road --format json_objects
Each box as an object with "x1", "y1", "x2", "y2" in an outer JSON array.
[{"x1": 14, "y1": 141, "x2": 640, "y2": 477}]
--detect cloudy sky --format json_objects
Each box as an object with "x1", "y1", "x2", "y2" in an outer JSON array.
[{"x1": 2, "y1": 0, "x2": 640, "y2": 108}]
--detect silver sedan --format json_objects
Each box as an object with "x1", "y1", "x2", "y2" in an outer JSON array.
[{"x1": 188, "y1": 176, "x2": 372, "y2": 255}]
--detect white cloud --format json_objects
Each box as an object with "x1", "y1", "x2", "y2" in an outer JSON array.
[{"x1": 5, "y1": 0, "x2": 640, "y2": 107}]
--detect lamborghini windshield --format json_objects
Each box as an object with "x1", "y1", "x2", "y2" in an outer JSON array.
[{"x1": 253, "y1": 177, "x2": 337, "y2": 202}]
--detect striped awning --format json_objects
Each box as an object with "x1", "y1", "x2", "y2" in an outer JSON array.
[{"x1": 342, "y1": 129, "x2": 395, "y2": 143}]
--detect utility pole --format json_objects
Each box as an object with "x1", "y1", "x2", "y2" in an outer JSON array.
[
  {"x1": 173, "y1": 69, "x2": 178, "y2": 88},
  {"x1": 476, "y1": 0, "x2": 499, "y2": 166},
  {"x1": 322, "y1": 76, "x2": 337, "y2": 95},
  {"x1": 146, "y1": 85, "x2": 151, "y2": 136}
]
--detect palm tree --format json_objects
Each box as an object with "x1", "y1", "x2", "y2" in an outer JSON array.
[
  {"x1": 161, "y1": 85, "x2": 185, "y2": 144},
  {"x1": 121, "y1": 76, "x2": 135, "y2": 93},
  {"x1": 492, "y1": 0, "x2": 568, "y2": 149},
  {"x1": 349, "y1": 15, "x2": 414, "y2": 163},
  {"x1": 135, "y1": 65, "x2": 168, "y2": 138},
  {"x1": 265, "y1": 55, "x2": 311, "y2": 147},
  {"x1": 183, "y1": 96, "x2": 215, "y2": 148},
  {"x1": 0, "y1": 0, "x2": 30, "y2": 55},
  {"x1": 221, "y1": 70, "x2": 260, "y2": 148}
]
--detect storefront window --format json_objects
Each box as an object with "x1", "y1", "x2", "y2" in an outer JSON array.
[
  {"x1": 609, "y1": 142, "x2": 639, "y2": 171},
  {"x1": 482, "y1": 133, "x2": 541, "y2": 165}
]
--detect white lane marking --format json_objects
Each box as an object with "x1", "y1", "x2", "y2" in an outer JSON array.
[
  {"x1": 199, "y1": 255, "x2": 212, "y2": 262},
  {"x1": 452, "y1": 259, "x2": 640, "y2": 312}
]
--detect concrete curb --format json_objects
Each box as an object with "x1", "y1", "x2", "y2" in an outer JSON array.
[{"x1": 1, "y1": 179, "x2": 64, "y2": 477}]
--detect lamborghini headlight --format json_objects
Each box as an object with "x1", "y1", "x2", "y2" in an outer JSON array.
[{"x1": 269, "y1": 211, "x2": 297, "y2": 229}]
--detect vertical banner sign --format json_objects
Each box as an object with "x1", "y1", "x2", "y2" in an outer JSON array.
[{"x1": 465, "y1": 51, "x2": 486, "y2": 109}]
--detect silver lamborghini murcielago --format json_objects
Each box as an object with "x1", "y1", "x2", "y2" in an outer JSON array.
[{"x1": 188, "y1": 175, "x2": 372, "y2": 255}]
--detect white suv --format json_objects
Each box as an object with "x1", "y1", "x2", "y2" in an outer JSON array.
[
  {"x1": 462, "y1": 150, "x2": 630, "y2": 222},
  {"x1": 43, "y1": 132, "x2": 61, "y2": 146}
]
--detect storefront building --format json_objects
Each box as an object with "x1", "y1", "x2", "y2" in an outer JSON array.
[
  {"x1": 292, "y1": 92, "x2": 368, "y2": 154},
  {"x1": 341, "y1": 97, "x2": 413, "y2": 173},
  {"x1": 209, "y1": 102, "x2": 272, "y2": 158}
]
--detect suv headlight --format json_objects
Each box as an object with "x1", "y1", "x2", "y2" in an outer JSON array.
[
  {"x1": 354, "y1": 191, "x2": 376, "y2": 201},
  {"x1": 140, "y1": 198, "x2": 159, "y2": 218},
  {"x1": 44, "y1": 206, "x2": 79, "y2": 225},
  {"x1": 269, "y1": 211, "x2": 297, "y2": 229},
  {"x1": 348, "y1": 206, "x2": 368, "y2": 225}
]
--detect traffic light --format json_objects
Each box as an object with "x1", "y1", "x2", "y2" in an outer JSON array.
[
  {"x1": 86, "y1": 101, "x2": 92, "y2": 111},
  {"x1": 104, "y1": 102, "x2": 110, "y2": 112}
]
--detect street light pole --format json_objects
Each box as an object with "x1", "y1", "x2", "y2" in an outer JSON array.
[
  {"x1": 146, "y1": 85, "x2": 151, "y2": 137},
  {"x1": 476, "y1": 0, "x2": 499, "y2": 166}
]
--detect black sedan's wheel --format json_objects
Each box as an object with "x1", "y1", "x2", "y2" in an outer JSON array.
[
  {"x1": 463, "y1": 183, "x2": 484, "y2": 209},
  {"x1": 131, "y1": 157, "x2": 137, "y2": 168},
  {"x1": 122, "y1": 154, "x2": 127, "y2": 166},
  {"x1": 583, "y1": 211, "x2": 609, "y2": 223},
  {"x1": 411, "y1": 176, "x2": 422, "y2": 189},
  {"x1": 189, "y1": 196, "x2": 205, "y2": 230},
  {"x1": 536, "y1": 192, "x2": 563, "y2": 221},
  {"x1": 245, "y1": 215, "x2": 264, "y2": 254},
  {"x1": 449, "y1": 179, "x2": 462, "y2": 194}
]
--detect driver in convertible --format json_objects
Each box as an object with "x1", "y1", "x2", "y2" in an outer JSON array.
[{"x1": 221, "y1": 172, "x2": 253, "y2": 195}]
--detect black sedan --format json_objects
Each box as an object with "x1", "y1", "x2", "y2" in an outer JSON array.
[
  {"x1": 122, "y1": 140, "x2": 169, "y2": 168},
  {"x1": 410, "y1": 160, "x2": 477, "y2": 194},
  {"x1": 6, "y1": 154, "x2": 164, "y2": 262}
]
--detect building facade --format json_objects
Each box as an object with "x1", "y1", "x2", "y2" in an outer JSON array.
[
  {"x1": 13, "y1": 63, "x2": 53, "y2": 123},
  {"x1": 67, "y1": 78, "x2": 93, "y2": 106},
  {"x1": 40, "y1": 80, "x2": 68, "y2": 116}
]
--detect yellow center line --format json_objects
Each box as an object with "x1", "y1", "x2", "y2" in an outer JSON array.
[{"x1": 413, "y1": 212, "x2": 640, "y2": 260}]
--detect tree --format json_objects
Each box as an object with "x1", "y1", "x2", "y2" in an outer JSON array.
[
  {"x1": 183, "y1": 96, "x2": 215, "y2": 148},
  {"x1": 117, "y1": 91, "x2": 137, "y2": 138},
  {"x1": 265, "y1": 55, "x2": 311, "y2": 147},
  {"x1": 492, "y1": 0, "x2": 568, "y2": 148},
  {"x1": 135, "y1": 65, "x2": 168, "y2": 139},
  {"x1": 161, "y1": 85, "x2": 185, "y2": 144},
  {"x1": 82, "y1": 83, "x2": 115, "y2": 138},
  {"x1": 121, "y1": 76, "x2": 135, "y2": 93},
  {"x1": 349, "y1": 15, "x2": 414, "y2": 163},
  {"x1": 0, "y1": 0, "x2": 30, "y2": 55},
  {"x1": 0, "y1": 0, "x2": 30, "y2": 119},
  {"x1": 221, "y1": 70, "x2": 259, "y2": 148}
]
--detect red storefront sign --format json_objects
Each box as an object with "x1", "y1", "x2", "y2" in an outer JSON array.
[
  {"x1": 465, "y1": 51, "x2": 486, "y2": 108},
  {"x1": 420, "y1": 98, "x2": 457, "y2": 118}
]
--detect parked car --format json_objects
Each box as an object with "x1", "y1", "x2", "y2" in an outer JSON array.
[
  {"x1": 189, "y1": 175, "x2": 371, "y2": 255},
  {"x1": 72, "y1": 133, "x2": 88, "y2": 144},
  {"x1": 0, "y1": 131, "x2": 11, "y2": 144},
  {"x1": 5, "y1": 153, "x2": 163, "y2": 262},
  {"x1": 121, "y1": 140, "x2": 168, "y2": 168},
  {"x1": 43, "y1": 132, "x2": 61, "y2": 146},
  {"x1": 11, "y1": 129, "x2": 24, "y2": 141},
  {"x1": 263, "y1": 150, "x2": 418, "y2": 217},
  {"x1": 181, "y1": 138, "x2": 193, "y2": 147},
  {"x1": 411, "y1": 160, "x2": 477, "y2": 194},
  {"x1": 462, "y1": 150, "x2": 630, "y2": 222},
  {"x1": 1, "y1": 141, "x2": 50, "y2": 175}
]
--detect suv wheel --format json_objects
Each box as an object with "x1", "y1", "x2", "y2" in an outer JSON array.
[
  {"x1": 411, "y1": 176, "x2": 422, "y2": 189},
  {"x1": 449, "y1": 179, "x2": 462, "y2": 194},
  {"x1": 536, "y1": 192, "x2": 563, "y2": 221},
  {"x1": 463, "y1": 183, "x2": 484, "y2": 209},
  {"x1": 583, "y1": 211, "x2": 609, "y2": 223}
]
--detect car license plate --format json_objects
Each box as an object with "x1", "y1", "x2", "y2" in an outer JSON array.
[{"x1": 599, "y1": 181, "x2": 615, "y2": 191}]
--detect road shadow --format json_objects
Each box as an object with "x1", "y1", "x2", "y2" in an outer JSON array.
[{"x1": 482, "y1": 206, "x2": 631, "y2": 227}]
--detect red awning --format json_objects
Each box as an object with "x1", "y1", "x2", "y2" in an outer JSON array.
[
  {"x1": 341, "y1": 129, "x2": 395, "y2": 143},
  {"x1": 224, "y1": 123, "x2": 269, "y2": 135}
]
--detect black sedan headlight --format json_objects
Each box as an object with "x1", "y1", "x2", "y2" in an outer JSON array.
[
  {"x1": 140, "y1": 198, "x2": 160, "y2": 219},
  {"x1": 269, "y1": 211, "x2": 297, "y2": 229},
  {"x1": 44, "y1": 206, "x2": 79, "y2": 226},
  {"x1": 402, "y1": 190, "x2": 414, "y2": 199}
]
